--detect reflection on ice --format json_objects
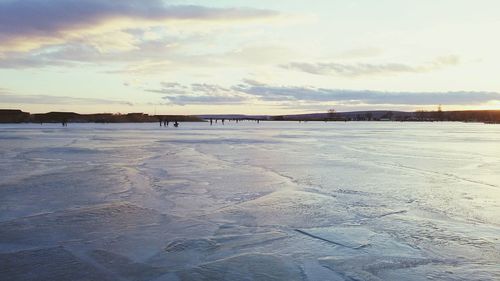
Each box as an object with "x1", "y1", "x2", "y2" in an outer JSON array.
[{"x1": 0, "y1": 122, "x2": 499, "y2": 280}]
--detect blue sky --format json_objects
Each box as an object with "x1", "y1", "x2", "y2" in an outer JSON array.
[{"x1": 0, "y1": 0, "x2": 499, "y2": 114}]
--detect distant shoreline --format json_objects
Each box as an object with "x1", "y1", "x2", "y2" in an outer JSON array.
[{"x1": 1, "y1": 109, "x2": 499, "y2": 124}]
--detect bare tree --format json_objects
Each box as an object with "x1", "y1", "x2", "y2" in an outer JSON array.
[
  {"x1": 436, "y1": 104, "x2": 444, "y2": 121},
  {"x1": 327, "y1": 108, "x2": 336, "y2": 120}
]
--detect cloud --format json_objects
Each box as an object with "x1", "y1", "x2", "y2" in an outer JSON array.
[
  {"x1": 0, "y1": 36, "x2": 187, "y2": 69},
  {"x1": 0, "y1": 1, "x2": 284, "y2": 70},
  {"x1": 0, "y1": 0, "x2": 280, "y2": 53},
  {"x1": 0, "y1": 42, "x2": 297, "y2": 72},
  {"x1": 147, "y1": 82, "x2": 249, "y2": 105},
  {"x1": 148, "y1": 80, "x2": 500, "y2": 107},
  {"x1": 281, "y1": 55, "x2": 460, "y2": 77},
  {"x1": 233, "y1": 80, "x2": 500, "y2": 105},
  {"x1": 0, "y1": 91, "x2": 133, "y2": 106},
  {"x1": 100, "y1": 44, "x2": 298, "y2": 75}
]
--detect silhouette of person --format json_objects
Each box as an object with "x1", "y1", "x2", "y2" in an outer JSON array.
[{"x1": 174, "y1": 121, "x2": 179, "y2": 127}]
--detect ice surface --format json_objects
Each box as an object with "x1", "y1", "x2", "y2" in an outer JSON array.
[
  {"x1": 175, "y1": 253, "x2": 304, "y2": 281},
  {"x1": 0, "y1": 247, "x2": 116, "y2": 281},
  {"x1": 0, "y1": 122, "x2": 499, "y2": 280}
]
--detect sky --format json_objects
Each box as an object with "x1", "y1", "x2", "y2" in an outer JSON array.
[{"x1": 1, "y1": 0, "x2": 500, "y2": 114}]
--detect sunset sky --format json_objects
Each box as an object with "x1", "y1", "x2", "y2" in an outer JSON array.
[{"x1": 1, "y1": 0, "x2": 500, "y2": 114}]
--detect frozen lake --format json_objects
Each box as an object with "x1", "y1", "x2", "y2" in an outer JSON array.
[{"x1": 0, "y1": 122, "x2": 499, "y2": 280}]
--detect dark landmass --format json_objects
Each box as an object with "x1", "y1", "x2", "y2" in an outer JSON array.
[
  {"x1": 0, "y1": 110, "x2": 203, "y2": 124},
  {"x1": 199, "y1": 110, "x2": 500, "y2": 123},
  {"x1": 271, "y1": 110, "x2": 500, "y2": 123},
  {"x1": 1, "y1": 109, "x2": 499, "y2": 124}
]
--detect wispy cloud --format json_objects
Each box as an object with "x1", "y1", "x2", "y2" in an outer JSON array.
[
  {"x1": 234, "y1": 80, "x2": 500, "y2": 105},
  {"x1": 148, "y1": 80, "x2": 500, "y2": 107},
  {"x1": 0, "y1": 91, "x2": 133, "y2": 106},
  {"x1": 281, "y1": 56, "x2": 460, "y2": 77},
  {"x1": 147, "y1": 82, "x2": 249, "y2": 105},
  {"x1": 0, "y1": 36, "x2": 186, "y2": 69}
]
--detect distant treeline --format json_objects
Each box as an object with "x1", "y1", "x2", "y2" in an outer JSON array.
[
  {"x1": 0, "y1": 110, "x2": 203, "y2": 124},
  {"x1": 1, "y1": 109, "x2": 499, "y2": 124},
  {"x1": 412, "y1": 110, "x2": 500, "y2": 123},
  {"x1": 271, "y1": 110, "x2": 500, "y2": 123}
]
